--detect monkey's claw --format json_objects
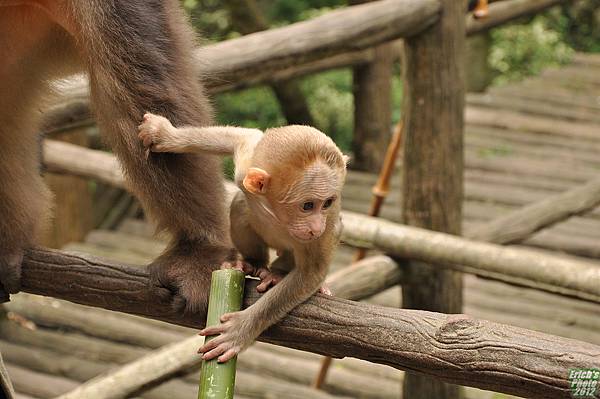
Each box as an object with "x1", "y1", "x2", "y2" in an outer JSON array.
[
  {"x1": 198, "y1": 310, "x2": 251, "y2": 363},
  {"x1": 0, "y1": 250, "x2": 23, "y2": 298},
  {"x1": 319, "y1": 284, "x2": 332, "y2": 296}
]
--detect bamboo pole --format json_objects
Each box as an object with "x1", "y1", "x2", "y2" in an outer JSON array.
[
  {"x1": 353, "y1": 122, "x2": 403, "y2": 262},
  {"x1": 198, "y1": 270, "x2": 245, "y2": 399}
]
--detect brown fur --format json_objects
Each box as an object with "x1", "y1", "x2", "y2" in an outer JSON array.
[
  {"x1": 137, "y1": 116, "x2": 346, "y2": 362},
  {"x1": 0, "y1": 1, "x2": 232, "y2": 311}
]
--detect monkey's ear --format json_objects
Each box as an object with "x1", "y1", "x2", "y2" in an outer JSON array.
[
  {"x1": 243, "y1": 167, "x2": 271, "y2": 195},
  {"x1": 342, "y1": 155, "x2": 350, "y2": 166}
]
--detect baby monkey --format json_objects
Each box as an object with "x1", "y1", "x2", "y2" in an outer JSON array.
[{"x1": 138, "y1": 113, "x2": 347, "y2": 362}]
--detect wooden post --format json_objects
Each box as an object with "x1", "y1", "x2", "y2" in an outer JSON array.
[
  {"x1": 223, "y1": 0, "x2": 314, "y2": 126},
  {"x1": 400, "y1": 0, "x2": 465, "y2": 398},
  {"x1": 350, "y1": 0, "x2": 394, "y2": 172},
  {"x1": 465, "y1": 32, "x2": 492, "y2": 92},
  {"x1": 42, "y1": 127, "x2": 93, "y2": 248}
]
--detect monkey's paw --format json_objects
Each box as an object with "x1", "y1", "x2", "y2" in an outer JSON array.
[
  {"x1": 198, "y1": 310, "x2": 254, "y2": 363},
  {"x1": 148, "y1": 243, "x2": 239, "y2": 314},
  {"x1": 219, "y1": 258, "x2": 252, "y2": 273},
  {"x1": 319, "y1": 284, "x2": 332, "y2": 296},
  {"x1": 0, "y1": 250, "x2": 23, "y2": 300},
  {"x1": 137, "y1": 113, "x2": 178, "y2": 152},
  {"x1": 241, "y1": 265, "x2": 284, "y2": 293}
]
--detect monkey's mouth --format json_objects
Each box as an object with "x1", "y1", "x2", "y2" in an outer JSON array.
[{"x1": 291, "y1": 233, "x2": 319, "y2": 243}]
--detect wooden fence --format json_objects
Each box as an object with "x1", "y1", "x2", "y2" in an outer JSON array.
[{"x1": 26, "y1": 0, "x2": 600, "y2": 398}]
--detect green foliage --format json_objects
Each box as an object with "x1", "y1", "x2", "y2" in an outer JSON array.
[
  {"x1": 490, "y1": 15, "x2": 574, "y2": 84},
  {"x1": 214, "y1": 87, "x2": 286, "y2": 129},
  {"x1": 301, "y1": 70, "x2": 354, "y2": 151},
  {"x1": 546, "y1": 1, "x2": 600, "y2": 52},
  {"x1": 265, "y1": 0, "x2": 345, "y2": 24}
]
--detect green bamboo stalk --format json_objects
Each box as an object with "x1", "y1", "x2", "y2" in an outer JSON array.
[{"x1": 198, "y1": 269, "x2": 245, "y2": 399}]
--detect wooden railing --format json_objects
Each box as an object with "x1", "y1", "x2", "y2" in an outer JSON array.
[{"x1": 31, "y1": 1, "x2": 598, "y2": 398}]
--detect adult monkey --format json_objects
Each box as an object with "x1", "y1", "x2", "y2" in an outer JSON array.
[{"x1": 0, "y1": 1, "x2": 234, "y2": 312}]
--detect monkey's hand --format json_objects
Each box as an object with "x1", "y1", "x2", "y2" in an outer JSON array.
[
  {"x1": 198, "y1": 310, "x2": 255, "y2": 363},
  {"x1": 137, "y1": 112, "x2": 180, "y2": 152},
  {"x1": 0, "y1": 250, "x2": 23, "y2": 301}
]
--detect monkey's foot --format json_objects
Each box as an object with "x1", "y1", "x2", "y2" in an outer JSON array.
[
  {"x1": 198, "y1": 310, "x2": 253, "y2": 363},
  {"x1": 148, "y1": 242, "x2": 239, "y2": 314},
  {"x1": 319, "y1": 284, "x2": 332, "y2": 296},
  {"x1": 219, "y1": 258, "x2": 252, "y2": 273},
  {"x1": 0, "y1": 250, "x2": 23, "y2": 301}
]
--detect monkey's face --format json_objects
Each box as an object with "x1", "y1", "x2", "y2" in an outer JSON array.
[
  {"x1": 270, "y1": 195, "x2": 337, "y2": 242},
  {"x1": 272, "y1": 162, "x2": 342, "y2": 242}
]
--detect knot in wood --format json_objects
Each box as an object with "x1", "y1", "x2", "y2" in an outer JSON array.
[{"x1": 435, "y1": 314, "x2": 481, "y2": 343}]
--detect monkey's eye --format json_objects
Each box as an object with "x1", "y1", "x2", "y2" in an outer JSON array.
[
  {"x1": 322, "y1": 198, "x2": 335, "y2": 209},
  {"x1": 302, "y1": 202, "x2": 315, "y2": 211}
]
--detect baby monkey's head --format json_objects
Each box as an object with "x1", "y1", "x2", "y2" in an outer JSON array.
[{"x1": 243, "y1": 125, "x2": 348, "y2": 242}]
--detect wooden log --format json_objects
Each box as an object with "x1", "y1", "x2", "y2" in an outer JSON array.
[
  {"x1": 43, "y1": 139, "x2": 125, "y2": 189},
  {"x1": 2, "y1": 300, "x2": 396, "y2": 399},
  {"x1": 467, "y1": 177, "x2": 600, "y2": 244},
  {"x1": 16, "y1": 248, "x2": 600, "y2": 398},
  {"x1": 6, "y1": 363, "x2": 79, "y2": 398},
  {"x1": 341, "y1": 212, "x2": 600, "y2": 302},
  {"x1": 326, "y1": 255, "x2": 402, "y2": 301},
  {"x1": 5, "y1": 293, "x2": 181, "y2": 348},
  {"x1": 466, "y1": 0, "x2": 567, "y2": 36},
  {"x1": 85, "y1": 230, "x2": 166, "y2": 259},
  {"x1": 55, "y1": 335, "x2": 205, "y2": 399},
  {"x1": 400, "y1": 0, "x2": 465, "y2": 396},
  {"x1": 0, "y1": 320, "x2": 145, "y2": 364},
  {"x1": 42, "y1": 0, "x2": 440, "y2": 129},
  {"x1": 0, "y1": 339, "x2": 246, "y2": 399},
  {"x1": 198, "y1": 0, "x2": 439, "y2": 86},
  {"x1": 219, "y1": 41, "x2": 403, "y2": 93}
]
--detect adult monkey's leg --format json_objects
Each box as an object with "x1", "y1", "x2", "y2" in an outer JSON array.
[
  {"x1": 0, "y1": 7, "x2": 72, "y2": 300},
  {"x1": 69, "y1": 0, "x2": 234, "y2": 313}
]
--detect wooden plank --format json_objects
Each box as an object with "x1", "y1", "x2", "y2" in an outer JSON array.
[
  {"x1": 468, "y1": 92, "x2": 600, "y2": 124},
  {"x1": 466, "y1": 106, "x2": 600, "y2": 141}
]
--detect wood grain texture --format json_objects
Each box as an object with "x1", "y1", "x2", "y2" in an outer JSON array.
[
  {"x1": 16, "y1": 247, "x2": 600, "y2": 399},
  {"x1": 400, "y1": 0, "x2": 465, "y2": 396}
]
